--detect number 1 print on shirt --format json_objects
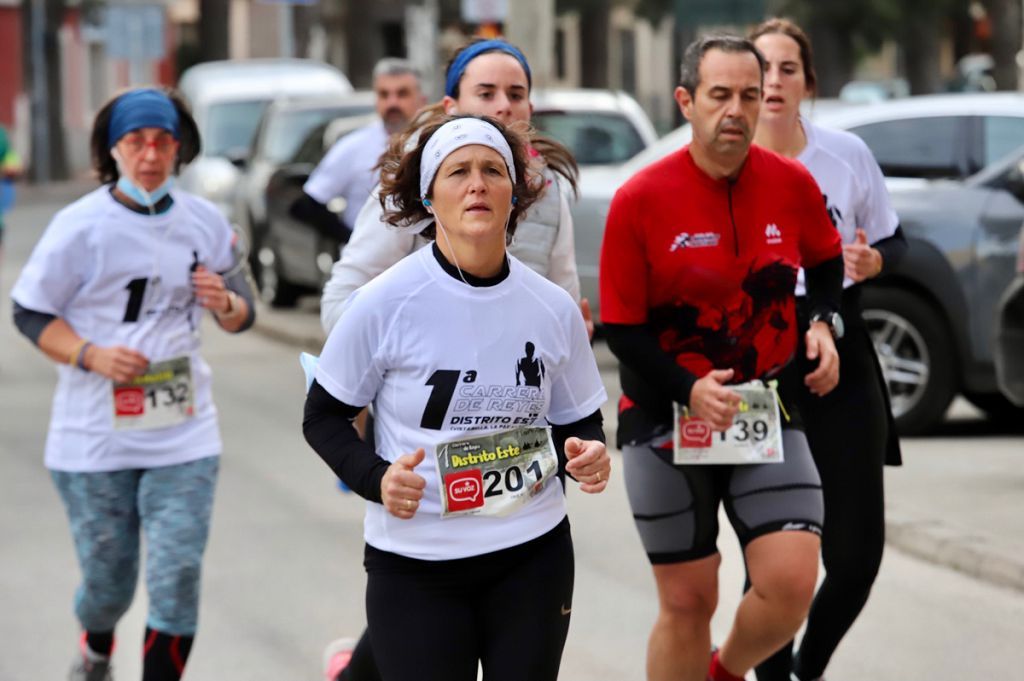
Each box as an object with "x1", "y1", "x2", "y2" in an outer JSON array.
[{"x1": 421, "y1": 369, "x2": 477, "y2": 429}]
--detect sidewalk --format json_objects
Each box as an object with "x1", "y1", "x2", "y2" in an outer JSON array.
[{"x1": 253, "y1": 298, "x2": 1024, "y2": 594}]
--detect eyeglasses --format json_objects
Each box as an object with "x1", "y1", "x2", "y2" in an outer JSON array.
[{"x1": 118, "y1": 135, "x2": 178, "y2": 156}]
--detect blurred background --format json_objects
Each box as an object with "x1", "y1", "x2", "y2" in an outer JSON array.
[{"x1": 2, "y1": 0, "x2": 1023, "y2": 183}]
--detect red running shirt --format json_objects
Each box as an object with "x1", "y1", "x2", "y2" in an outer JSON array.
[{"x1": 600, "y1": 144, "x2": 841, "y2": 383}]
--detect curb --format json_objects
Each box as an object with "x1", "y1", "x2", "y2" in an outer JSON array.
[{"x1": 885, "y1": 509, "x2": 1024, "y2": 593}]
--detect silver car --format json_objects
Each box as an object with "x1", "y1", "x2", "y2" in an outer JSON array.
[
  {"x1": 177, "y1": 59, "x2": 353, "y2": 217},
  {"x1": 577, "y1": 93, "x2": 1024, "y2": 434},
  {"x1": 531, "y1": 89, "x2": 658, "y2": 167}
]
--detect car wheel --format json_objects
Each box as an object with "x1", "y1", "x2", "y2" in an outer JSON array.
[
  {"x1": 256, "y1": 243, "x2": 301, "y2": 308},
  {"x1": 861, "y1": 287, "x2": 957, "y2": 436}
]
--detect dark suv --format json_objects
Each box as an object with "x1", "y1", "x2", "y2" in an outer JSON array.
[{"x1": 814, "y1": 94, "x2": 1024, "y2": 434}]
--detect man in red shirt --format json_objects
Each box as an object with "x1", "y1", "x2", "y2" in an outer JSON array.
[{"x1": 600, "y1": 35, "x2": 844, "y2": 681}]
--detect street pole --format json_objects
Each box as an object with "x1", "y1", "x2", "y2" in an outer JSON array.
[
  {"x1": 280, "y1": 3, "x2": 294, "y2": 58},
  {"x1": 30, "y1": 0, "x2": 50, "y2": 183},
  {"x1": 405, "y1": 0, "x2": 440, "y2": 98},
  {"x1": 506, "y1": 0, "x2": 553, "y2": 89}
]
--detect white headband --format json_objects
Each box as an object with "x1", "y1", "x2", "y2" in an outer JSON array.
[{"x1": 419, "y1": 118, "x2": 516, "y2": 200}]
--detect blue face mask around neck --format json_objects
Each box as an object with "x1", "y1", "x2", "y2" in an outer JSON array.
[{"x1": 116, "y1": 175, "x2": 174, "y2": 209}]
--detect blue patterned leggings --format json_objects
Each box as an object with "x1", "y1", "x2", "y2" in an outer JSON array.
[{"x1": 51, "y1": 456, "x2": 219, "y2": 635}]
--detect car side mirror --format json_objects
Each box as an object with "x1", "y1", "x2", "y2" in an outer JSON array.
[{"x1": 1002, "y1": 159, "x2": 1024, "y2": 203}]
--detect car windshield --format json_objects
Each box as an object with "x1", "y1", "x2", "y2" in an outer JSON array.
[
  {"x1": 204, "y1": 100, "x2": 269, "y2": 157},
  {"x1": 262, "y1": 106, "x2": 373, "y2": 163},
  {"x1": 532, "y1": 112, "x2": 646, "y2": 165}
]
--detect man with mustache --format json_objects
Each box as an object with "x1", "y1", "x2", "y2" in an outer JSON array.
[
  {"x1": 599, "y1": 35, "x2": 844, "y2": 681},
  {"x1": 297, "y1": 58, "x2": 426, "y2": 243}
]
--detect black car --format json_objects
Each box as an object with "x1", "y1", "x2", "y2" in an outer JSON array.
[{"x1": 256, "y1": 113, "x2": 377, "y2": 307}]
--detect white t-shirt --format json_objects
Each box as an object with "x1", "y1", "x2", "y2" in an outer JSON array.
[
  {"x1": 12, "y1": 187, "x2": 236, "y2": 472},
  {"x1": 303, "y1": 120, "x2": 389, "y2": 230},
  {"x1": 796, "y1": 116, "x2": 900, "y2": 295},
  {"x1": 315, "y1": 246, "x2": 606, "y2": 561}
]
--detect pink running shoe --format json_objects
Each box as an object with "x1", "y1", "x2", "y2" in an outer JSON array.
[{"x1": 322, "y1": 637, "x2": 357, "y2": 681}]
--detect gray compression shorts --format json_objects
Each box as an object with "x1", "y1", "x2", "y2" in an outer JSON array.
[{"x1": 623, "y1": 429, "x2": 823, "y2": 564}]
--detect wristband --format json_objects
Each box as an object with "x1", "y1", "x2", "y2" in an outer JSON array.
[
  {"x1": 68, "y1": 339, "x2": 88, "y2": 368},
  {"x1": 76, "y1": 341, "x2": 93, "y2": 371}
]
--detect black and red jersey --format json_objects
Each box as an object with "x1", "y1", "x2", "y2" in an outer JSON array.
[{"x1": 600, "y1": 144, "x2": 841, "y2": 397}]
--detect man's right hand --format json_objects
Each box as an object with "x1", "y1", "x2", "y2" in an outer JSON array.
[{"x1": 688, "y1": 369, "x2": 741, "y2": 431}]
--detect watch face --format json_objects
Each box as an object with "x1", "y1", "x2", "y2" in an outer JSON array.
[{"x1": 832, "y1": 312, "x2": 845, "y2": 339}]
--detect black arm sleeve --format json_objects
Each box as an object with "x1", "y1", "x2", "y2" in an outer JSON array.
[
  {"x1": 302, "y1": 380, "x2": 389, "y2": 502},
  {"x1": 604, "y1": 322, "x2": 699, "y2": 407},
  {"x1": 804, "y1": 254, "x2": 844, "y2": 318},
  {"x1": 222, "y1": 267, "x2": 256, "y2": 332},
  {"x1": 289, "y1": 192, "x2": 353, "y2": 243},
  {"x1": 873, "y1": 225, "x2": 908, "y2": 276},
  {"x1": 12, "y1": 302, "x2": 56, "y2": 345},
  {"x1": 550, "y1": 409, "x2": 605, "y2": 482}
]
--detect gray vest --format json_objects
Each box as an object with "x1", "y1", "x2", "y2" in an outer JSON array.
[{"x1": 508, "y1": 168, "x2": 562, "y2": 276}]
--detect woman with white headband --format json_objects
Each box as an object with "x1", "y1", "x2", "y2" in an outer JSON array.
[
  {"x1": 304, "y1": 115, "x2": 610, "y2": 681},
  {"x1": 11, "y1": 87, "x2": 255, "y2": 681}
]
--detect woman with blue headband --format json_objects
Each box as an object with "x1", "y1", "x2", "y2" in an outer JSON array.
[
  {"x1": 320, "y1": 38, "x2": 588, "y2": 336},
  {"x1": 305, "y1": 115, "x2": 610, "y2": 681},
  {"x1": 11, "y1": 87, "x2": 256, "y2": 681}
]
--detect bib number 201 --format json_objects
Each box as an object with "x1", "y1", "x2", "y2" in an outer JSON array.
[{"x1": 484, "y1": 460, "x2": 544, "y2": 498}]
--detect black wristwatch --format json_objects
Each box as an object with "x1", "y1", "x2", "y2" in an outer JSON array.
[{"x1": 809, "y1": 310, "x2": 845, "y2": 340}]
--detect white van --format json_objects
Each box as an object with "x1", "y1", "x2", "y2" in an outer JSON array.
[{"x1": 177, "y1": 59, "x2": 352, "y2": 217}]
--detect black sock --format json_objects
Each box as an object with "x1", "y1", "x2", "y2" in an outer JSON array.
[
  {"x1": 85, "y1": 631, "x2": 115, "y2": 657},
  {"x1": 142, "y1": 627, "x2": 194, "y2": 681}
]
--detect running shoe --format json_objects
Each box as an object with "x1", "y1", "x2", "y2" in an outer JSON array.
[
  {"x1": 322, "y1": 637, "x2": 357, "y2": 681},
  {"x1": 68, "y1": 635, "x2": 113, "y2": 681}
]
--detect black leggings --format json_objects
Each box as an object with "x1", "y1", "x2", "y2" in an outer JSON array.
[
  {"x1": 365, "y1": 519, "x2": 574, "y2": 681},
  {"x1": 755, "y1": 300, "x2": 890, "y2": 681}
]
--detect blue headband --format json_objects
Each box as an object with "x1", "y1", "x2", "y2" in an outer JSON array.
[
  {"x1": 444, "y1": 40, "x2": 532, "y2": 98},
  {"x1": 108, "y1": 89, "x2": 180, "y2": 145}
]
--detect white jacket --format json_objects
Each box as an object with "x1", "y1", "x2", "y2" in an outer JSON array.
[{"x1": 320, "y1": 167, "x2": 580, "y2": 333}]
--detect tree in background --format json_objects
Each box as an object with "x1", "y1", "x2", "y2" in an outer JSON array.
[
  {"x1": 556, "y1": 0, "x2": 613, "y2": 87},
  {"x1": 198, "y1": 0, "x2": 230, "y2": 63},
  {"x1": 982, "y1": 0, "x2": 1022, "y2": 89}
]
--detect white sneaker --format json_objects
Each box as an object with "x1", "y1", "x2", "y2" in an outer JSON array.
[{"x1": 69, "y1": 635, "x2": 113, "y2": 681}]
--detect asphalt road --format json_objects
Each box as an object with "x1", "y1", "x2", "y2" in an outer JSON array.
[{"x1": 2, "y1": 190, "x2": 1023, "y2": 680}]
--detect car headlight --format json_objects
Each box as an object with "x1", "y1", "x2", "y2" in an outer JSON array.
[{"x1": 179, "y1": 157, "x2": 241, "y2": 204}]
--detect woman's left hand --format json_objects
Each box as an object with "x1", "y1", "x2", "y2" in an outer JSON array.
[
  {"x1": 842, "y1": 229, "x2": 883, "y2": 282},
  {"x1": 192, "y1": 265, "x2": 232, "y2": 315},
  {"x1": 564, "y1": 437, "x2": 610, "y2": 494}
]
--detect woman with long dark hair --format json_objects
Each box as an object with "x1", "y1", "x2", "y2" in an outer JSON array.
[{"x1": 748, "y1": 18, "x2": 908, "y2": 681}]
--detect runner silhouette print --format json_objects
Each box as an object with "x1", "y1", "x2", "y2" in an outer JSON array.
[{"x1": 515, "y1": 341, "x2": 546, "y2": 387}]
